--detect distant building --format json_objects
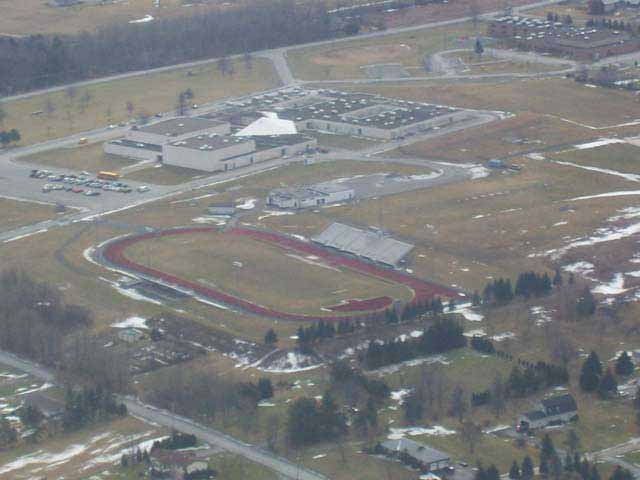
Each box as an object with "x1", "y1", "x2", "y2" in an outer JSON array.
[
  {"x1": 162, "y1": 134, "x2": 317, "y2": 173},
  {"x1": 488, "y1": 15, "x2": 640, "y2": 60},
  {"x1": 312, "y1": 222, "x2": 414, "y2": 267},
  {"x1": 267, "y1": 183, "x2": 354, "y2": 209},
  {"x1": 380, "y1": 438, "x2": 450, "y2": 473},
  {"x1": 104, "y1": 117, "x2": 230, "y2": 162},
  {"x1": 517, "y1": 393, "x2": 578, "y2": 432},
  {"x1": 207, "y1": 203, "x2": 237, "y2": 216},
  {"x1": 117, "y1": 328, "x2": 145, "y2": 344}
]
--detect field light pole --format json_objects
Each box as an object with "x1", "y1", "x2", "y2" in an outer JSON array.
[{"x1": 232, "y1": 260, "x2": 243, "y2": 295}]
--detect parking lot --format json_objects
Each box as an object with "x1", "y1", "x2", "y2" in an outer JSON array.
[{"x1": 30, "y1": 169, "x2": 151, "y2": 197}]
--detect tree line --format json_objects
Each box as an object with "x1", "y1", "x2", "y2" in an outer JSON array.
[
  {"x1": 361, "y1": 317, "x2": 466, "y2": 369},
  {"x1": 0, "y1": 0, "x2": 335, "y2": 96},
  {"x1": 0, "y1": 269, "x2": 93, "y2": 365}
]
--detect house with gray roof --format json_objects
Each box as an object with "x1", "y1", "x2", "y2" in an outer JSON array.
[
  {"x1": 517, "y1": 393, "x2": 578, "y2": 432},
  {"x1": 380, "y1": 438, "x2": 450, "y2": 472}
]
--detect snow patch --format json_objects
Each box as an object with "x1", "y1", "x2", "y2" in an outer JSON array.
[
  {"x1": 192, "y1": 216, "x2": 228, "y2": 226},
  {"x1": 259, "y1": 351, "x2": 322, "y2": 373},
  {"x1": 454, "y1": 303, "x2": 484, "y2": 322},
  {"x1": 129, "y1": 14, "x2": 154, "y2": 23},
  {"x1": 573, "y1": 138, "x2": 626, "y2": 150},
  {"x1": 593, "y1": 273, "x2": 628, "y2": 295},
  {"x1": 388, "y1": 425, "x2": 456, "y2": 440},
  {"x1": 236, "y1": 198, "x2": 257, "y2": 210},
  {"x1": 111, "y1": 316, "x2": 148, "y2": 329}
]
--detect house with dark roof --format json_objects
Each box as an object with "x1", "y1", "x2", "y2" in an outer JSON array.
[
  {"x1": 517, "y1": 394, "x2": 578, "y2": 432},
  {"x1": 380, "y1": 438, "x2": 450, "y2": 472}
]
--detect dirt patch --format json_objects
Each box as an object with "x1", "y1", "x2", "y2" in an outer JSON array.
[{"x1": 325, "y1": 296, "x2": 394, "y2": 312}]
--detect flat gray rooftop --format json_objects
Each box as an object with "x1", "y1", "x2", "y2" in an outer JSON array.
[
  {"x1": 169, "y1": 134, "x2": 253, "y2": 152},
  {"x1": 312, "y1": 222, "x2": 414, "y2": 266},
  {"x1": 136, "y1": 117, "x2": 226, "y2": 137}
]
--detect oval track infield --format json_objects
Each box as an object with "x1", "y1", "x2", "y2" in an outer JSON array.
[{"x1": 101, "y1": 226, "x2": 461, "y2": 322}]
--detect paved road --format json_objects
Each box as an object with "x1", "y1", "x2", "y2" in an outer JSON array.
[
  {"x1": 0, "y1": 349, "x2": 329, "y2": 480},
  {"x1": 0, "y1": 0, "x2": 566, "y2": 103}
]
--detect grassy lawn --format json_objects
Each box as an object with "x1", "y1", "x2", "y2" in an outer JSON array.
[
  {"x1": 0, "y1": 197, "x2": 61, "y2": 232},
  {"x1": 549, "y1": 143, "x2": 640, "y2": 175},
  {"x1": 123, "y1": 230, "x2": 413, "y2": 315},
  {"x1": 258, "y1": 157, "x2": 633, "y2": 290},
  {"x1": 0, "y1": 58, "x2": 278, "y2": 147},
  {"x1": 330, "y1": 78, "x2": 640, "y2": 128},
  {"x1": 387, "y1": 112, "x2": 597, "y2": 162},
  {"x1": 17, "y1": 141, "x2": 136, "y2": 174},
  {"x1": 123, "y1": 163, "x2": 208, "y2": 185},
  {"x1": 287, "y1": 22, "x2": 476, "y2": 81}
]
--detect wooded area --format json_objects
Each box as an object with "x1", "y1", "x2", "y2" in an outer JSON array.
[{"x1": 0, "y1": 0, "x2": 333, "y2": 96}]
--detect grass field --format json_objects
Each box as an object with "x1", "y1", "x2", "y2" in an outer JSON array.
[
  {"x1": 287, "y1": 23, "x2": 476, "y2": 81},
  {"x1": 549, "y1": 143, "x2": 640, "y2": 174},
  {"x1": 0, "y1": 58, "x2": 278, "y2": 147},
  {"x1": 123, "y1": 163, "x2": 208, "y2": 185},
  {"x1": 123, "y1": 230, "x2": 414, "y2": 315},
  {"x1": 331, "y1": 78, "x2": 640, "y2": 128},
  {"x1": 0, "y1": 197, "x2": 60, "y2": 232},
  {"x1": 18, "y1": 142, "x2": 136, "y2": 174},
  {"x1": 254, "y1": 156, "x2": 634, "y2": 290},
  {"x1": 388, "y1": 112, "x2": 597, "y2": 162}
]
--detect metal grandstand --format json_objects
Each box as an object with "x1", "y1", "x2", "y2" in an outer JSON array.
[{"x1": 311, "y1": 222, "x2": 414, "y2": 267}]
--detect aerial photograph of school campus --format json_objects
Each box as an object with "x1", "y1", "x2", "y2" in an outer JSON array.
[{"x1": 7, "y1": 0, "x2": 640, "y2": 478}]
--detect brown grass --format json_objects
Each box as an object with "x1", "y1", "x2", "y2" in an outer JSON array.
[
  {"x1": 18, "y1": 142, "x2": 136, "y2": 174},
  {"x1": 0, "y1": 197, "x2": 60, "y2": 232},
  {"x1": 1, "y1": 59, "x2": 278, "y2": 147},
  {"x1": 388, "y1": 113, "x2": 598, "y2": 162}
]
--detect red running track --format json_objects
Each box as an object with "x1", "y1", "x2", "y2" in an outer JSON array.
[
  {"x1": 102, "y1": 226, "x2": 461, "y2": 322},
  {"x1": 325, "y1": 297, "x2": 394, "y2": 312}
]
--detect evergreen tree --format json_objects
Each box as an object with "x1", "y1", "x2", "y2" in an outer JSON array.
[
  {"x1": 553, "y1": 267, "x2": 563, "y2": 287},
  {"x1": 521, "y1": 456, "x2": 535, "y2": 480},
  {"x1": 580, "y1": 351, "x2": 602, "y2": 392},
  {"x1": 540, "y1": 434, "x2": 558, "y2": 477},
  {"x1": 472, "y1": 290, "x2": 481, "y2": 306},
  {"x1": 0, "y1": 417, "x2": 16, "y2": 448},
  {"x1": 576, "y1": 287, "x2": 596, "y2": 317},
  {"x1": 486, "y1": 464, "x2": 500, "y2": 480},
  {"x1": 509, "y1": 460, "x2": 521, "y2": 479},
  {"x1": 610, "y1": 466, "x2": 634, "y2": 480},
  {"x1": 403, "y1": 391, "x2": 424, "y2": 423},
  {"x1": 257, "y1": 378, "x2": 274, "y2": 399},
  {"x1": 598, "y1": 368, "x2": 618, "y2": 398},
  {"x1": 615, "y1": 351, "x2": 635, "y2": 376},
  {"x1": 264, "y1": 329, "x2": 278, "y2": 345}
]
